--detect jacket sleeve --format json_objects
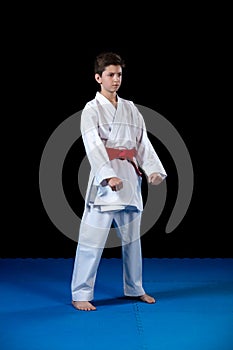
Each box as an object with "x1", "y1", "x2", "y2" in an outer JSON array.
[
  {"x1": 133, "y1": 105, "x2": 167, "y2": 179},
  {"x1": 81, "y1": 104, "x2": 117, "y2": 185}
]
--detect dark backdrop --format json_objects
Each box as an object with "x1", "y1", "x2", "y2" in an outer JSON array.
[{"x1": 2, "y1": 22, "x2": 230, "y2": 258}]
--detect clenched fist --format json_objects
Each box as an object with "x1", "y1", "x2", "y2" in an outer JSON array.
[
  {"x1": 148, "y1": 173, "x2": 163, "y2": 185},
  {"x1": 107, "y1": 177, "x2": 123, "y2": 191}
]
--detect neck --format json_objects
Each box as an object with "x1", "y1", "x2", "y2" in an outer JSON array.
[{"x1": 100, "y1": 91, "x2": 118, "y2": 107}]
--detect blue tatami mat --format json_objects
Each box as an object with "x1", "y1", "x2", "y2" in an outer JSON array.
[{"x1": 0, "y1": 258, "x2": 233, "y2": 350}]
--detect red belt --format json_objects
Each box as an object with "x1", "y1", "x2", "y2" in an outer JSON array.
[{"x1": 106, "y1": 147, "x2": 142, "y2": 177}]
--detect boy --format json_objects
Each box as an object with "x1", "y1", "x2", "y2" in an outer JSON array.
[{"x1": 71, "y1": 52, "x2": 167, "y2": 311}]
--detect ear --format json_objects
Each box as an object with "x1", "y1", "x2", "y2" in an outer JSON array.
[{"x1": 95, "y1": 73, "x2": 101, "y2": 83}]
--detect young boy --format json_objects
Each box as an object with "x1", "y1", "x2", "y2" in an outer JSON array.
[{"x1": 71, "y1": 52, "x2": 167, "y2": 311}]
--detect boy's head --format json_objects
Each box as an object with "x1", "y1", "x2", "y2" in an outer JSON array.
[{"x1": 94, "y1": 52, "x2": 125, "y2": 76}]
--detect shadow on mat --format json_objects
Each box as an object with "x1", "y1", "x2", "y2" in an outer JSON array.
[{"x1": 94, "y1": 296, "x2": 139, "y2": 307}]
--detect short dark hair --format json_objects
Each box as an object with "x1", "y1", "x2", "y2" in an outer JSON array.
[{"x1": 94, "y1": 52, "x2": 125, "y2": 75}]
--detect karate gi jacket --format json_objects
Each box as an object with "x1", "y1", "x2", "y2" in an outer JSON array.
[{"x1": 81, "y1": 92, "x2": 167, "y2": 212}]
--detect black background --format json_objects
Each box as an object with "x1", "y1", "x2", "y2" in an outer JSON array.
[{"x1": 2, "y1": 11, "x2": 230, "y2": 259}]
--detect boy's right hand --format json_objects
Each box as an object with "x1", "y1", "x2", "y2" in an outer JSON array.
[{"x1": 107, "y1": 177, "x2": 123, "y2": 192}]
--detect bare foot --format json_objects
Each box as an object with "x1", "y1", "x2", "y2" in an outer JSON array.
[
  {"x1": 139, "y1": 293, "x2": 156, "y2": 304},
  {"x1": 72, "y1": 300, "x2": 96, "y2": 311}
]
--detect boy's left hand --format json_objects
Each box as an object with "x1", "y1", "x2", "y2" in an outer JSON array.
[{"x1": 148, "y1": 173, "x2": 163, "y2": 185}]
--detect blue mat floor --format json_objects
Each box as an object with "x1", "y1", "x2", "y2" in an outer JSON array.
[{"x1": 0, "y1": 258, "x2": 233, "y2": 350}]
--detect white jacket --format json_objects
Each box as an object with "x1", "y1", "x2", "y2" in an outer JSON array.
[{"x1": 81, "y1": 92, "x2": 167, "y2": 211}]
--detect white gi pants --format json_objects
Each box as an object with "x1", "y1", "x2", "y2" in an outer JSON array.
[{"x1": 71, "y1": 206, "x2": 145, "y2": 301}]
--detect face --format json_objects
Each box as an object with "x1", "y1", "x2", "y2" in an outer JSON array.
[{"x1": 95, "y1": 65, "x2": 122, "y2": 93}]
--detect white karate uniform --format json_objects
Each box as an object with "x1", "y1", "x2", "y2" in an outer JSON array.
[{"x1": 71, "y1": 92, "x2": 167, "y2": 301}]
